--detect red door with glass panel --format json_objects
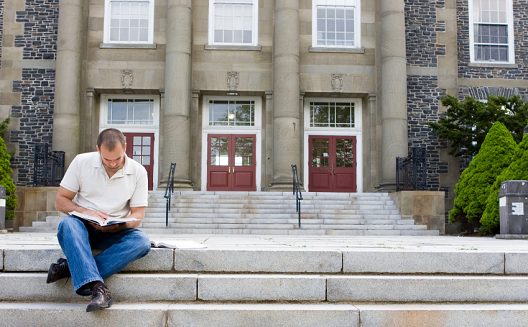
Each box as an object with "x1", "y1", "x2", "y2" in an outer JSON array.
[
  {"x1": 207, "y1": 134, "x2": 256, "y2": 191},
  {"x1": 309, "y1": 135, "x2": 356, "y2": 192},
  {"x1": 123, "y1": 133, "x2": 154, "y2": 190}
]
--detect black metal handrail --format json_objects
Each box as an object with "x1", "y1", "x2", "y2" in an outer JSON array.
[
  {"x1": 396, "y1": 147, "x2": 427, "y2": 191},
  {"x1": 291, "y1": 164, "x2": 303, "y2": 229},
  {"x1": 164, "y1": 163, "x2": 176, "y2": 228},
  {"x1": 33, "y1": 143, "x2": 65, "y2": 186}
]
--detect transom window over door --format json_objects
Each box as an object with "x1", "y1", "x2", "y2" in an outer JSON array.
[
  {"x1": 208, "y1": 100, "x2": 255, "y2": 126},
  {"x1": 104, "y1": 0, "x2": 155, "y2": 44},
  {"x1": 107, "y1": 99, "x2": 154, "y2": 125},
  {"x1": 309, "y1": 101, "x2": 355, "y2": 128},
  {"x1": 469, "y1": 0, "x2": 514, "y2": 63},
  {"x1": 209, "y1": 0, "x2": 258, "y2": 46},
  {"x1": 312, "y1": 0, "x2": 360, "y2": 48}
]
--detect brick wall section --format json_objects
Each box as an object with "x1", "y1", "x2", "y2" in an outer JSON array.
[
  {"x1": 405, "y1": 0, "x2": 445, "y2": 67},
  {"x1": 15, "y1": 0, "x2": 58, "y2": 60},
  {"x1": 407, "y1": 75, "x2": 448, "y2": 190},
  {"x1": 457, "y1": 0, "x2": 528, "y2": 78}
]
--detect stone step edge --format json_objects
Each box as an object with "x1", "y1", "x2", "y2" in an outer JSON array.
[{"x1": 4, "y1": 303, "x2": 527, "y2": 327}]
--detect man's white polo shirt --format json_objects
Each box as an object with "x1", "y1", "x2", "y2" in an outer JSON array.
[{"x1": 60, "y1": 152, "x2": 148, "y2": 218}]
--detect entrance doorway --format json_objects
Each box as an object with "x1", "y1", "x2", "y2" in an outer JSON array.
[
  {"x1": 309, "y1": 135, "x2": 356, "y2": 192},
  {"x1": 123, "y1": 133, "x2": 154, "y2": 190},
  {"x1": 207, "y1": 134, "x2": 256, "y2": 191}
]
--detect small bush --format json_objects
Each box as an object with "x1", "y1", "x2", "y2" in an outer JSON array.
[
  {"x1": 449, "y1": 122, "x2": 516, "y2": 224},
  {"x1": 481, "y1": 132, "x2": 528, "y2": 232},
  {"x1": 0, "y1": 134, "x2": 17, "y2": 219}
]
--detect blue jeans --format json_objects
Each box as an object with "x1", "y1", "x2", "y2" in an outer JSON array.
[{"x1": 57, "y1": 216, "x2": 151, "y2": 296}]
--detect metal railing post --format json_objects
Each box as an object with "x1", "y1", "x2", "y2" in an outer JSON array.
[
  {"x1": 291, "y1": 164, "x2": 303, "y2": 229},
  {"x1": 164, "y1": 163, "x2": 176, "y2": 229}
]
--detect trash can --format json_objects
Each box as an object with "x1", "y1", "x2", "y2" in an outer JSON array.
[
  {"x1": 0, "y1": 185, "x2": 5, "y2": 230},
  {"x1": 499, "y1": 180, "x2": 528, "y2": 234}
]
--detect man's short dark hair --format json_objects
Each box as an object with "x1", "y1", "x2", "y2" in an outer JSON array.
[{"x1": 97, "y1": 128, "x2": 126, "y2": 151}]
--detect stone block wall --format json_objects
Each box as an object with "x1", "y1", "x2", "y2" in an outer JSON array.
[
  {"x1": 14, "y1": 0, "x2": 58, "y2": 60},
  {"x1": 404, "y1": 0, "x2": 445, "y2": 67},
  {"x1": 0, "y1": 0, "x2": 4, "y2": 70},
  {"x1": 407, "y1": 75, "x2": 448, "y2": 191},
  {"x1": 389, "y1": 191, "x2": 446, "y2": 235},
  {"x1": 8, "y1": 0, "x2": 58, "y2": 186}
]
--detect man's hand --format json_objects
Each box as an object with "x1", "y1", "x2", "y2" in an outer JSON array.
[
  {"x1": 88, "y1": 222, "x2": 127, "y2": 233},
  {"x1": 81, "y1": 208, "x2": 110, "y2": 221}
]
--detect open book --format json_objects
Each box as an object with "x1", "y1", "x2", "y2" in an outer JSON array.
[
  {"x1": 69, "y1": 211, "x2": 138, "y2": 227},
  {"x1": 150, "y1": 240, "x2": 207, "y2": 249}
]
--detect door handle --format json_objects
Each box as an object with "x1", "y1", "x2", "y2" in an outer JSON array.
[
  {"x1": 233, "y1": 167, "x2": 235, "y2": 173},
  {"x1": 229, "y1": 167, "x2": 231, "y2": 174}
]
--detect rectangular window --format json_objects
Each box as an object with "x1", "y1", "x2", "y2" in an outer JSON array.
[
  {"x1": 313, "y1": 0, "x2": 360, "y2": 48},
  {"x1": 104, "y1": 0, "x2": 154, "y2": 44},
  {"x1": 209, "y1": 0, "x2": 258, "y2": 46},
  {"x1": 469, "y1": 0, "x2": 514, "y2": 63},
  {"x1": 209, "y1": 100, "x2": 255, "y2": 126},
  {"x1": 309, "y1": 102, "x2": 355, "y2": 128},
  {"x1": 107, "y1": 99, "x2": 154, "y2": 125}
]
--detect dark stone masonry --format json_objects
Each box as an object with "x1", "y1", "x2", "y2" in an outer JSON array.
[
  {"x1": 10, "y1": 68, "x2": 55, "y2": 185},
  {"x1": 10, "y1": 0, "x2": 58, "y2": 186},
  {"x1": 15, "y1": 0, "x2": 58, "y2": 60},
  {"x1": 0, "y1": 1, "x2": 3, "y2": 70},
  {"x1": 405, "y1": 0, "x2": 445, "y2": 67},
  {"x1": 407, "y1": 75, "x2": 448, "y2": 191}
]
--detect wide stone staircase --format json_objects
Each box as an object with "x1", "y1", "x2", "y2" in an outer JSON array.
[
  {"x1": 1, "y1": 245, "x2": 527, "y2": 326},
  {"x1": 20, "y1": 191, "x2": 439, "y2": 236}
]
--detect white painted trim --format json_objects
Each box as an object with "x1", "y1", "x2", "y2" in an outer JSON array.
[
  {"x1": 103, "y1": 0, "x2": 155, "y2": 44},
  {"x1": 208, "y1": 0, "x2": 259, "y2": 46},
  {"x1": 311, "y1": 0, "x2": 361, "y2": 49},
  {"x1": 468, "y1": 0, "x2": 515, "y2": 64},
  {"x1": 201, "y1": 96, "x2": 262, "y2": 191},
  {"x1": 99, "y1": 94, "x2": 161, "y2": 190},
  {"x1": 303, "y1": 97, "x2": 363, "y2": 193}
]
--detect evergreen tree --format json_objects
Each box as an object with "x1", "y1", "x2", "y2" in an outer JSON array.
[
  {"x1": 449, "y1": 122, "x2": 516, "y2": 224},
  {"x1": 0, "y1": 134, "x2": 17, "y2": 219},
  {"x1": 481, "y1": 132, "x2": 528, "y2": 232}
]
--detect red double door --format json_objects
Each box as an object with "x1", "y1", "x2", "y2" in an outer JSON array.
[
  {"x1": 309, "y1": 135, "x2": 356, "y2": 192},
  {"x1": 123, "y1": 133, "x2": 154, "y2": 190},
  {"x1": 207, "y1": 134, "x2": 256, "y2": 191}
]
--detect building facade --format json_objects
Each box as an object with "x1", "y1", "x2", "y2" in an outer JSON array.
[{"x1": 1, "y1": 0, "x2": 528, "y2": 215}]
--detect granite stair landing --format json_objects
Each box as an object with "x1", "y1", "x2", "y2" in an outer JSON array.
[
  {"x1": 1, "y1": 246, "x2": 528, "y2": 326},
  {"x1": 20, "y1": 191, "x2": 439, "y2": 236}
]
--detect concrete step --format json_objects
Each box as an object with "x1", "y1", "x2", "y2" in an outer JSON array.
[
  {"x1": 2, "y1": 273, "x2": 528, "y2": 303},
  {"x1": 137, "y1": 228, "x2": 439, "y2": 236},
  {"x1": 4, "y1": 248, "x2": 524, "y2": 275}
]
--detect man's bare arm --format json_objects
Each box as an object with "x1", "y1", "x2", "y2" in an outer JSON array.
[{"x1": 55, "y1": 186, "x2": 110, "y2": 220}]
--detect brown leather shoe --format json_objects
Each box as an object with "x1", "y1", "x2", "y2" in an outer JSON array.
[
  {"x1": 86, "y1": 282, "x2": 113, "y2": 312},
  {"x1": 46, "y1": 258, "x2": 71, "y2": 284}
]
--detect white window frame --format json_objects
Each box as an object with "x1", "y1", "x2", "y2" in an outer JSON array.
[
  {"x1": 303, "y1": 97, "x2": 363, "y2": 193},
  {"x1": 103, "y1": 0, "x2": 155, "y2": 44},
  {"x1": 312, "y1": 0, "x2": 361, "y2": 49},
  {"x1": 469, "y1": 0, "x2": 515, "y2": 64},
  {"x1": 99, "y1": 94, "x2": 160, "y2": 189},
  {"x1": 201, "y1": 96, "x2": 262, "y2": 191},
  {"x1": 208, "y1": 0, "x2": 259, "y2": 46}
]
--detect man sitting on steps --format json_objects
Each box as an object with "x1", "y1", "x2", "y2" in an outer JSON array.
[{"x1": 46, "y1": 128, "x2": 151, "y2": 312}]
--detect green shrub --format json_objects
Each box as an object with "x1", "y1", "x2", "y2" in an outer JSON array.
[
  {"x1": 449, "y1": 122, "x2": 516, "y2": 224},
  {"x1": 0, "y1": 134, "x2": 17, "y2": 219},
  {"x1": 481, "y1": 132, "x2": 528, "y2": 232}
]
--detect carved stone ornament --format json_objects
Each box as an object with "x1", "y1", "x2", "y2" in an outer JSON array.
[
  {"x1": 121, "y1": 70, "x2": 133, "y2": 89},
  {"x1": 227, "y1": 71, "x2": 239, "y2": 91},
  {"x1": 331, "y1": 74, "x2": 343, "y2": 92}
]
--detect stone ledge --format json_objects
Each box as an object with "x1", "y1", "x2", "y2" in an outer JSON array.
[
  {"x1": 204, "y1": 44, "x2": 262, "y2": 51},
  {"x1": 308, "y1": 46, "x2": 365, "y2": 53},
  {"x1": 468, "y1": 62, "x2": 518, "y2": 68},
  {"x1": 99, "y1": 43, "x2": 157, "y2": 49}
]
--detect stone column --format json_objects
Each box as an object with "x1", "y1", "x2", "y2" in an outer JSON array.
[
  {"x1": 163, "y1": 0, "x2": 193, "y2": 188},
  {"x1": 52, "y1": 0, "x2": 84, "y2": 166},
  {"x1": 380, "y1": 0, "x2": 408, "y2": 189},
  {"x1": 271, "y1": 0, "x2": 300, "y2": 188}
]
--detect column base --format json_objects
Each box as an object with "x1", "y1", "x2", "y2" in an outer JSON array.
[{"x1": 378, "y1": 181, "x2": 398, "y2": 192}]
